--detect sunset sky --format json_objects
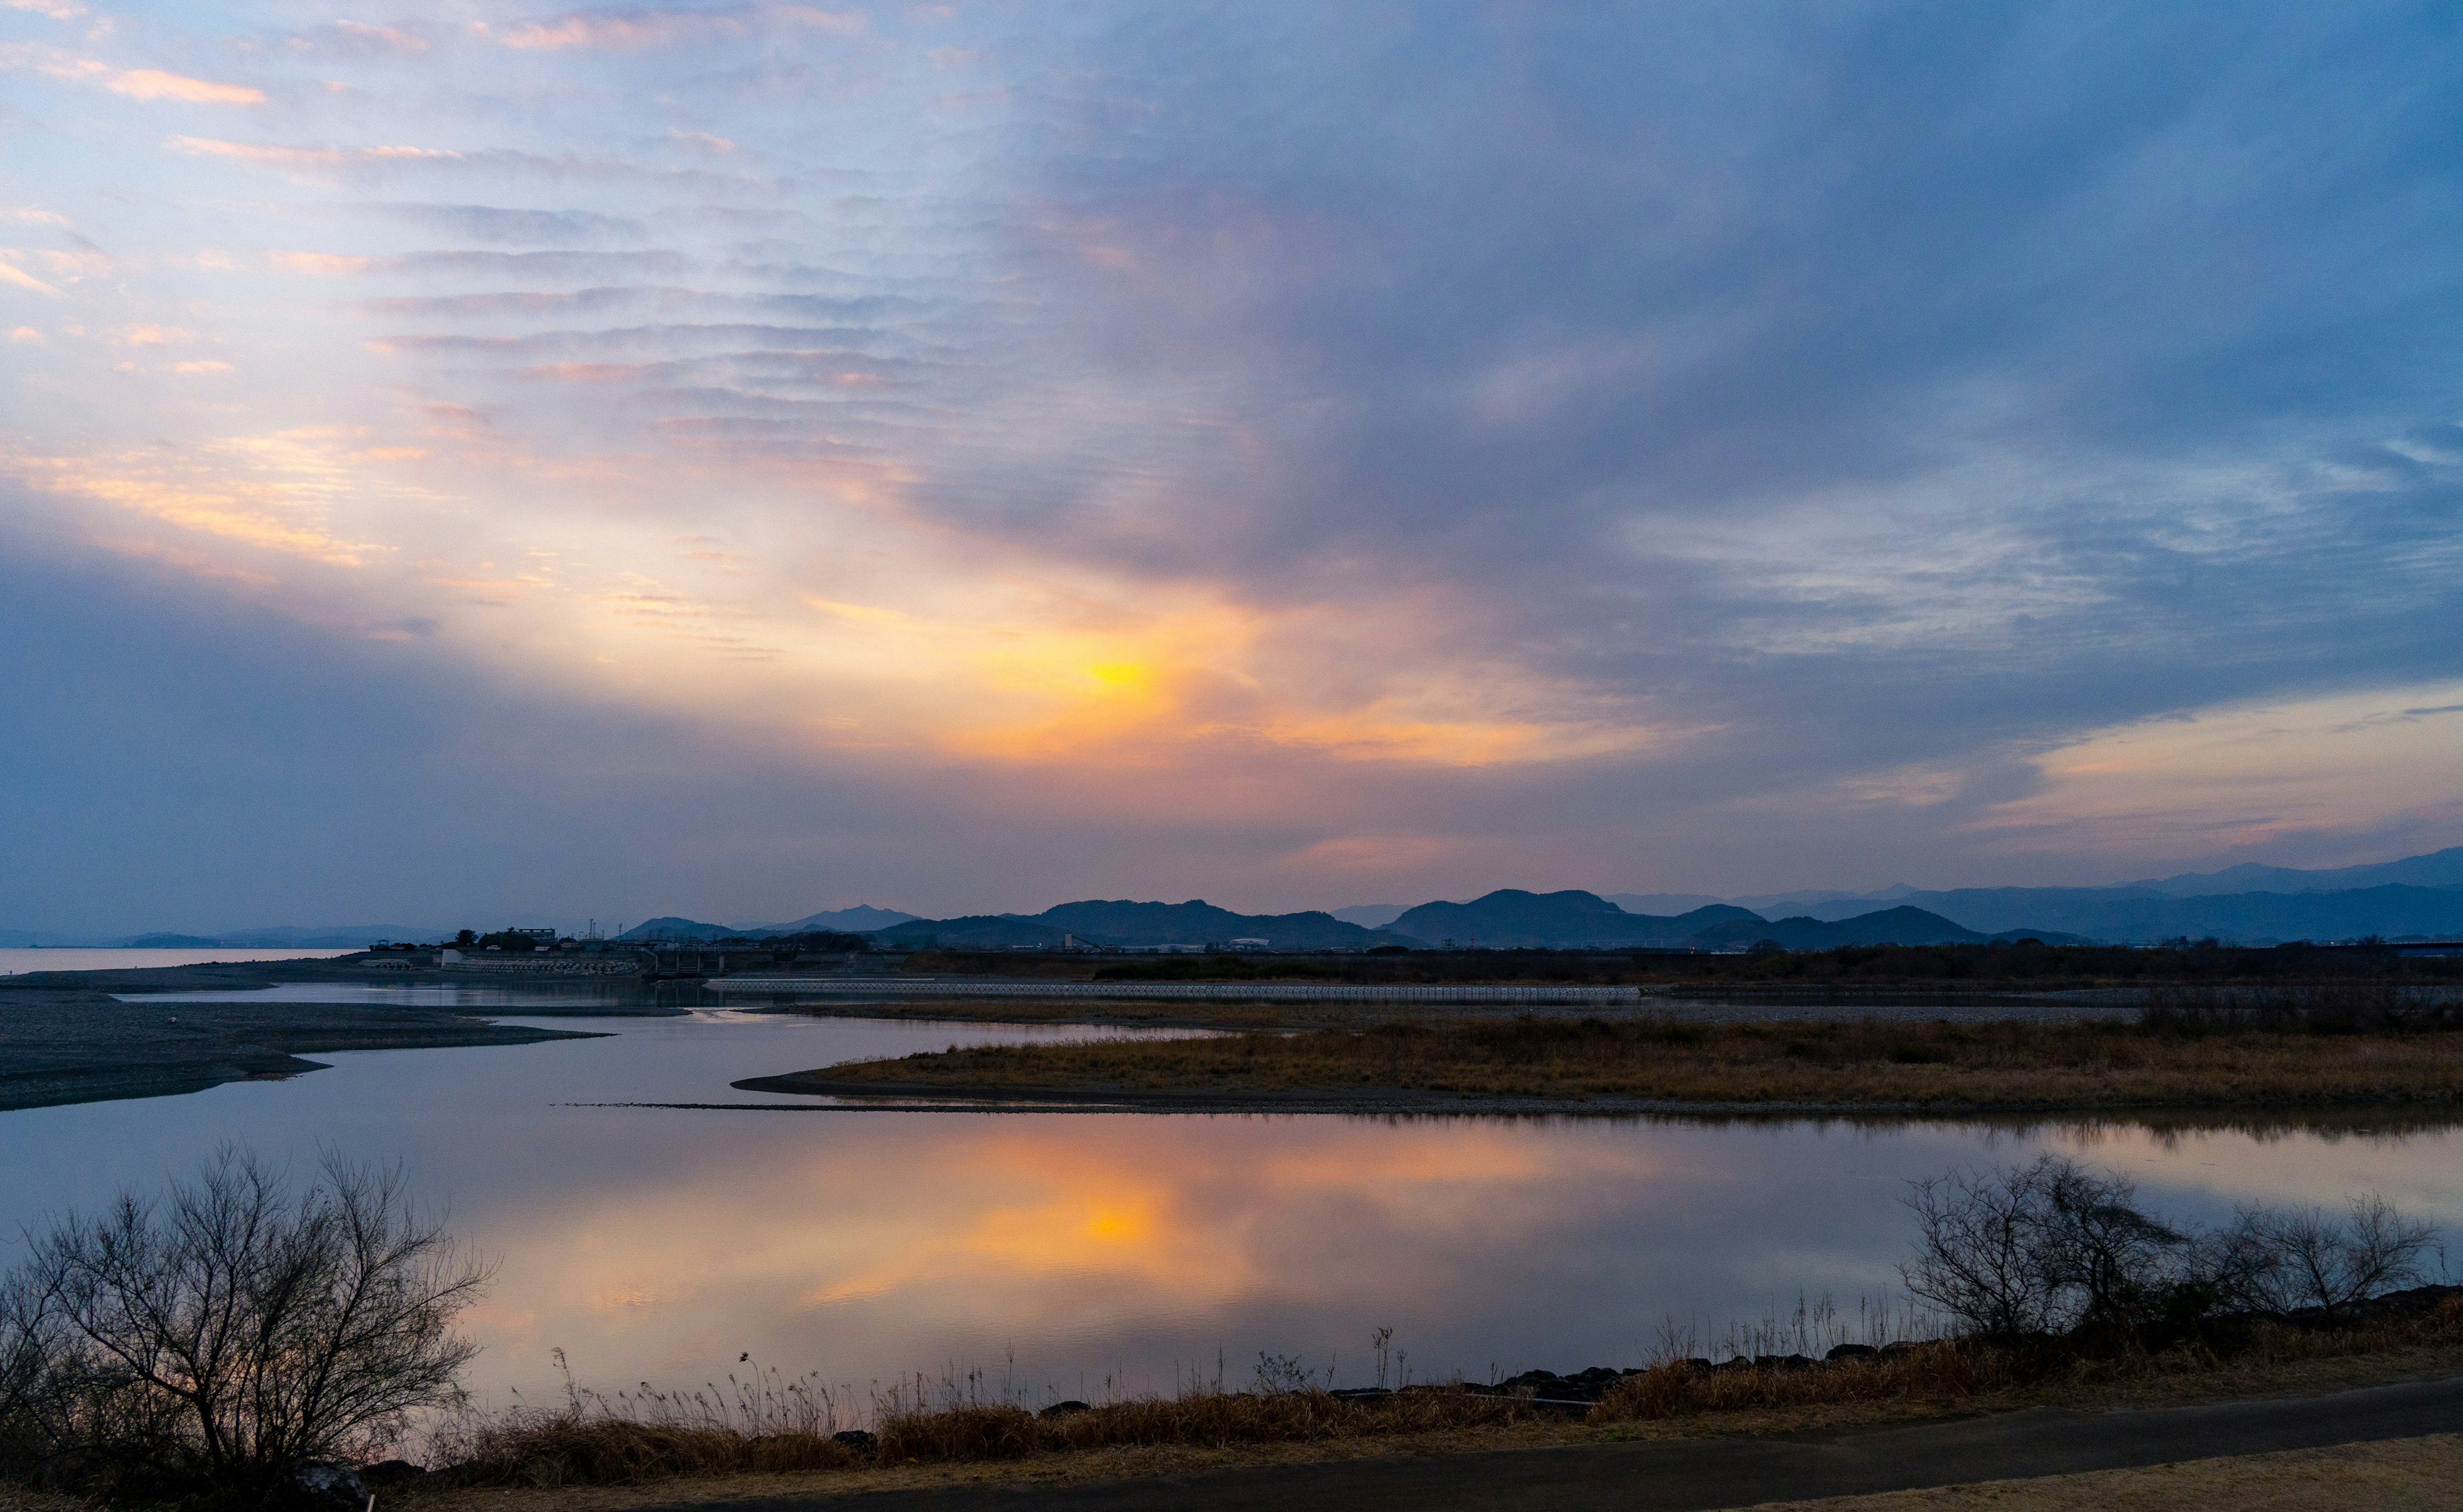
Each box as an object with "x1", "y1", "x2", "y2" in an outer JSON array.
[{"x1": 4, "y1": 1, "x2": 2459, "y2": 932}]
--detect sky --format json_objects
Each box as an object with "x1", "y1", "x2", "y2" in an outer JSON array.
[{"x1": 3, "y1": 1, "x2": 2460, "y2": 933}]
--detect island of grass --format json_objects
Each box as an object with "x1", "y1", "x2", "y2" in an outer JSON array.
[{"x1": 736, "y1": 1012, "x2": 2463, "y2": 1114}]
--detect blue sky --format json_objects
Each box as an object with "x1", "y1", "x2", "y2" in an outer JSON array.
[{"x1": 3, "y1": 1, "x2": 2460, "y2": 932}]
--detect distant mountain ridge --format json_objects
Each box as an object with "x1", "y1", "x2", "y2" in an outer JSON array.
[
  {"x1": 1386, "y1": 889, "x2": 2085, "y2": 950},
  {"x1": 2125, "y1": 846, "x2": 2463, "y2": 896},
  {"x1": 1389, "y1": 890, "x2": 1760, "y2": 948},
  {"x1": 1584, "y1": 845, "x2": 2463, "y2": 945},
  {"x1": 20, "y1": 846, "x2": 2458, "y2": 953},
  {"x1": 878, "y1": 900, "x2": 1406, "y2": 950}
]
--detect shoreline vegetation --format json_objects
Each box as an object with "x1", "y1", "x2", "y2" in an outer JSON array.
[
  {"x1": 3, "y1": 943, "x2": 2459, "y2": 1113},
  {"x1": 403, "y1": 1301, "x2": 2463, "y2": 1507},
  {"x1": 4, "y1": 1153, "x2": 2454, "y2": 1508},
  {"x1": 742, "y1": 1004, "x2": 2463, "y2": 1116}
]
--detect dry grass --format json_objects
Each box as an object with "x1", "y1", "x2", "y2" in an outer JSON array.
[
  {"x1": 443, "y1": 1417, "x2": 861, "y2": 1486},
  {"x1": 873, "y1": 1382, "x2": 1544, "y2": 1465},
  {"x1": 390, "y1": 1338, "x2": 2463, "y2": 1511},
  {"x1": 393, "y1": 1303, "x2": 2463, "y2": 1509},
  {"x1": 805, "y1": 1016, "x2": 2463, "y2": 1111},
  {"x1": 1596, "y1": 1300, "x2": 2463, "y2": 1424},
  {"x1": 1749, "y1": 1432, "x2": 2463, "y2": 1512}
]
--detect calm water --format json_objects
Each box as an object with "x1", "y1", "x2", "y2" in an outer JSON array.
[
  {"x1": 1, "y1": 1004, "x2": 2457, "y2": 1413},
  {"x1": 0, "y1": 948, "x2": 358, "y2": 975}
]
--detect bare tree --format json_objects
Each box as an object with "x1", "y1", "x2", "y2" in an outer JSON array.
[
  {"x1": 2032, "y1": 1159, "x2": 2190, "y2": 1335},
  {"x1": 1900, "y1": 1160, "x2": 2065, "y2": 1340},
  {"x1": 1906, "y1": 1156, "x2": 2443, "y2": 1347},
  {"x1": 2226, "y1": 1197, "x2": 2442, "y2": 1324},
  {"x1": 6, "y1": 1149, "x2": 488, "y2": 1499}
]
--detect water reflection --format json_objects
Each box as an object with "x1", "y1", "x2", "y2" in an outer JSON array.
[{"x1": 0, "y1": 1013, "x2": 2455, "y2": 1409}]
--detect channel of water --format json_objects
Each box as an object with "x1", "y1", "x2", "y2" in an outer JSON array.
[{"x1": 1, "y1": 995, "x2": 2454, "y2": 1412}]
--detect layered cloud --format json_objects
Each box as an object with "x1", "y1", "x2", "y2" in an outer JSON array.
[{"x1": 1, "y1": 0, "x2": 2459, "y2": 928}]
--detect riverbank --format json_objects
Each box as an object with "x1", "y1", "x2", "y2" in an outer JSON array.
[
  {"x1": 386, "y1": 1300, "x2": 2463, "y2": 1509},
  {"x1": 0, "y1": 959, "x2": 686, "y2": 1111},
  {"x1": 738, "y1": 1016, "x2": 2463, "y2": 1114}
]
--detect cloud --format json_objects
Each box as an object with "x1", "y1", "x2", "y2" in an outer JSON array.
[
  {"x1": 106, "y1": 69, "x2": 264, "y2": 105},
  {"x1": 289, "y1": 19, "x2": 430, "y2": 55},
  {"x1": 264, "y1": 249, "x2": 379, "y2": 275},
  {"x1": 6, "y1": 441, "x2": 384, "y2": 567},
  {"x1": 166, "y1": 137, "x2": 458, "y2": 168},
  {"x1": 1, "y1": 45, "x2": 263, "y2": 103},
  {"x1": 362, "y1": 203, "x2": 647, "y2": 244},
  {"x1": 391, "y1": 249, "x2": 698, "y2": 279},
  {"x1": 5, "y1": 0, "x2": 2463, "y2": 918},
  {"x1": 491, "y1": 4, "x2": 861, "y2": 51},
  {"x1": 0, "y1": 258, "x2": 60, "y2": 296}
]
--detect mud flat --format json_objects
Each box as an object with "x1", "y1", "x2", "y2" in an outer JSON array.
[{"x1": 0, "y1": 957, "x2": 679, "y2": 1111}]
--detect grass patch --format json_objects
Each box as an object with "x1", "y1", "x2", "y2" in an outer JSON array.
[
  {"x1": 406, "y1": 1300, "x2": 2463, "y2": 1501},
  {"x1": 795, "y1": 1014, "x2": 2463, "y2": 1111}
]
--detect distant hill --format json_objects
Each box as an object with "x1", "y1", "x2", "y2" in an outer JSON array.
[
  {"x1": 1701, "y1": 884, "x2": 2463, "y2": 943},
  {"x1": 874, "y1": 900, "x2": 1402, "y2": 950},
  {"x1": 1387, "y1": 890, "x2": 1761, "y2": 948},
  {"x1": 1330, "y1": 903, "x2": 1410, "y2": 928},
  {"x1": 1599, "y1": 844, "x2": 2463, "y2": 943},
  {"x1": 1686, "y1": 907, "x2": 2091, "y2": 950},
  {"x1": 617, "y1": 916, "x2": 738, "y2": 942},
  {"x1": 765, "y1": 905, "x2": 918, "y2": 933},
  {"x1": 1378, "y1": 889, "x2": 2087, "y2": 950},
  {"x1": 1029, "y1": 900, "x2": 1394, "y2": 949},
  {"x1": 2124, "y1": 846, "x2": 2463, "y2": 897},
  {"x1": 1879, "y1": 884, "x2": 2463, "y2": 943},
  {"x1": 872, "y1": 915, "x2": 1072, "y2": 949}
]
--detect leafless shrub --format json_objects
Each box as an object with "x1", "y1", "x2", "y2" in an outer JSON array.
[
  {"x1": 1905, "y1": 1155, "x2": 2441, "y2": 1345},
  {"x1": 2213, "y1": 1197, "x2": 2444, "y2": 1323},
  {"x1": 0, "y1": 1149, "x2": 487, "y2": 1502},
  {"x1": 1900, "y1": 1159, "x2": 2069, "y2": 1339}
]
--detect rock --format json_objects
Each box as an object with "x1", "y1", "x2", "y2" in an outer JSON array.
[
  {"x1": 832, "y1": 1429, "x2": 877, "y2": 1456},
  {"x1": 1038, "y1": 1400, "x2": 1092, "y2": 1418},
  {"x1": 359, "y1": 1459, "x2": 425, "y2": 1485},
  {"x1": 1328, "y1": 1386, "x2": 1394, "y2": 1402},
  {"x1": 1824, "y1": 1343, "x2": 1879, "y2": 1362}
]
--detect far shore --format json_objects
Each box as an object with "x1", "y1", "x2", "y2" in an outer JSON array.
[
  {"x1": 0, "y1": 957, "x2": 681, "y2": 1112},
  {"x1": 734, "y1": 1015, "x2": 2463, "y2": 1118},
  {"x1": 9, "y1": 952, "x2": 2462, "y2": 1117}
]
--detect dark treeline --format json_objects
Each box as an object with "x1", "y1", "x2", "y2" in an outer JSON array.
[{"x1": 897, "y1": 941, "x2": 2463, "y2": 989}]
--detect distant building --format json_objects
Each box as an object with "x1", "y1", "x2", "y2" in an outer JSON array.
[{"x1": 1228, "y1": 938, "x2": 1269, "y2": 951}]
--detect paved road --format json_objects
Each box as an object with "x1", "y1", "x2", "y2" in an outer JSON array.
[{"x1": 643, "y1": 1373, "x2": 2463, "y2": 1511}]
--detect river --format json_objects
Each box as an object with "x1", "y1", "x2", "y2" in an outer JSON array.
[{"x1": 0, "y1": 998, "x2": 2454, "y2": 1412}]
